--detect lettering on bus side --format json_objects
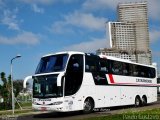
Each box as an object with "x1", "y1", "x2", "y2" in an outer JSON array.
[{"x1": 136, "y1": 79, "x2": 152, "y2": 83}]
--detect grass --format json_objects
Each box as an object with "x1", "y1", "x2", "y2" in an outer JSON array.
[
  {"x1": 80, "y1": 108, "x2": 160, "y2": 120},
  {"x1": 0, "y1": 109, "x2": 33, "y2": 116},
  {"x1": 20, "y1": 102, "x2": 32, "y2": 108},
  {"x1": 0, "y1": 102, "x2": 32, "y2": 116}
]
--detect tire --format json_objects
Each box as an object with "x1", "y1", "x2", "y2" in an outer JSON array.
[
  {"x1": 83, "y1": 98, "x2": 94, "y2": 114},
  {"x1": 142, "y1": 96, "x2": 147, "y2": 106},
  {"x1": 135, "y1": 96, "x2": 141, "y2": 107}
]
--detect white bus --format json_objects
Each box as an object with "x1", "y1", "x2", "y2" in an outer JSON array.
[{"x1": 27, "y1": 51, "x2": 157, "y2": 113}]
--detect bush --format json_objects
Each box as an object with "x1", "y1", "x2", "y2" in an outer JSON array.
[
  {"x1": 0, "y1": 102, "x2": 21, "y2": 110},
  {"x1": 0, "y1": 102, "x2": 12, "y2": 110}
]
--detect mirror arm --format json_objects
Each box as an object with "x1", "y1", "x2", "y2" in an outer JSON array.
[
  {"x1": 57, "y1": 72, "x2": 65, "y2": 86},
  {"x1": 23, "y1": 76, "x2": 32, "y2": 88}
]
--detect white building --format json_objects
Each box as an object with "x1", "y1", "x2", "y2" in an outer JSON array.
[{"x1": 109, "y1": 22, "x2": 136, "y2": 51}]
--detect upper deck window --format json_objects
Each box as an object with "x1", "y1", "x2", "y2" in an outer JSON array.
[{"x1": 35, "y1": 54, "x2": 68, "y2": 74}]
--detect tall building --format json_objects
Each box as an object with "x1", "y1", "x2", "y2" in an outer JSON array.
[
  {"x1": 109, "y1": 22, "x2": 136, "y2": 51},
  {"x1": 118, "y1": 2, "x2": 149, "y2": 52},
  {"x1": 97, "y1": 2, "x2": 152, "y2": 65}
]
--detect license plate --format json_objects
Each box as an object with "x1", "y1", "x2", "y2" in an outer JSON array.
[{"x1": 41, "y1": 107, "x2": 47, "y2": 111}]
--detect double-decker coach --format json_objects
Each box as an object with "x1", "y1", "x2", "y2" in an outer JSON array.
[{"x1": 24, "y1": 51, "x2": 157, "y2": 113}]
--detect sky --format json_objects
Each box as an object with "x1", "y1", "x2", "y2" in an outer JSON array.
[{"x1": 0, "y1": 0, "x2": 160, "y2": 81}]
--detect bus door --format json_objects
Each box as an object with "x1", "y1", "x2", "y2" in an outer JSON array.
[{"x1": 64, "y1": 54, "x2": 84, "y2": 110}]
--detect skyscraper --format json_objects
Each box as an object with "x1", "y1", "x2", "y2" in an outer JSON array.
[
  {"x1": 118, "y1": 2, "x2": 149, "y2": 52},
  {"x1": 109, "y1": 22, "x2": 136, "y2": 51},
  {"x1": 97, "y1": 2, "x2": 151, "y2": 65}
]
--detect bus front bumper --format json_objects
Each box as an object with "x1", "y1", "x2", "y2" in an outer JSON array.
[
  {"x1": 32, "y1": 104, "x2": 65, "y2": 112},
  {"x1": 32, "y1": 102, "x2": 76, "y2": 112}
]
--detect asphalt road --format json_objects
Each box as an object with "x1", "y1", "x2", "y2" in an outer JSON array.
[{"x1": 11, "y1": 100, "x2": 160, "y2": 120}]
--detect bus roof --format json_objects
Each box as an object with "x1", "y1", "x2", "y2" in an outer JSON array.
[{"x1": 42, "y1": 51, "x2": 84, "y2": 57}]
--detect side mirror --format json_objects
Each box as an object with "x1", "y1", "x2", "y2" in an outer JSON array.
[{"x1": 23, "y1": 76, "x2": 32, "y2": 88}]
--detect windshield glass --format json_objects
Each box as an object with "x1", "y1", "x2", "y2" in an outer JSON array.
[
  {"x1": 35, "y1": 54, "x2": 68, "y2": 74},
  {"x1": 33, "y1": 74, "x2": 63, "y2": 98}
]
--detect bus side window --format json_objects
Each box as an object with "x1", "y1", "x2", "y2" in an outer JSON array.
[
  {"x1": 138, "y1": 65, "x2": 146, "y2": 77},
  {"x1": 149, "y1": 68, "x2": 156, "y2": 78},
  {"x1": 111, "y1": 60, "x2": 122, "y2": 75},
  {"x1": 85, "y1": 55, "x2": 98, "y2": 72},
  {"x1": 122, "y1": 63, "x2": 129, "y2": 76},
  {"x1": 99, "y1": 59, "x2": 108, "y2": 73},
  {"x1": 131, "y1": 64, "x2": 138, "y2": 77}
]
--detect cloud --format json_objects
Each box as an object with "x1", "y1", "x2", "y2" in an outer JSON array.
[
  {"x1": 1, "y1": 8, "x2": 20, "y2": 30},
  {"x1": 20, "y1": 0, "x2": 56, "y2": 5},
  {"x1": 20, "y1": 0, "x2": 77, "y2": 5},
  {"x1": 148, "y1": 0, "x2": 160, "y2": 21},
  {"x1": 63, "y1": 37, "x2": 109, "y2": 53},
  {"x1": 65, "y1": 12, "x2": 107, "y2": 31},
  {"x1": 0, "y1": 31, "x2": 40, "y2": 45},
  {"x1": 82, "y1": 0, "x2": 131, "y2": 11},
  {"x1": 19, "y1": 0, "x2": 77, "y2": 14},
  {"x1": 150, "y1": 29, "x2": 160, "y2": 43},
  {"x1": 31, "y1": 4, "x2": 44, "y2": 13},
  {"x1": 83, "y1": 0, "x2": 160, "y2": 21},
  {"x1": 49, "y1": 21, "x2": 74, "y2": 34},
  {"x1": 50, "y1": 11, "x2": 107, "y2": 34}
]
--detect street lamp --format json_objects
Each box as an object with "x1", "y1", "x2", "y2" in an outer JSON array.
[{"x1": 11, "y1": 54, "x2": 21, "y2": 115}]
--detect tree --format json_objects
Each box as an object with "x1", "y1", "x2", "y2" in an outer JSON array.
[
  {"x1": 0, "y1": 72, "x2": 30, "y2": 110},
  {"x1": 13, "y1": 80, "x2": 25, "y2": 97},
  {"x1": 0, "y1": 72, "x2": 12, "y2": 110}
]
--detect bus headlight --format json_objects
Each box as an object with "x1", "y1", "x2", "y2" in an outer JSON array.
[{"x1": 53, "y1": 101, "x2": 63, "y2": 105}]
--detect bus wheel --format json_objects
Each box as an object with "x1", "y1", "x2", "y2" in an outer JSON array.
[
  {"x1": 83, "y1": 98, "x2": 94, "y2": 114},
  {"x1": 135, "y1": 96, "x2": 141, "y2": 107},
  {"x1": 142, "y1": 96, "x2": 147, "y2": 106}
]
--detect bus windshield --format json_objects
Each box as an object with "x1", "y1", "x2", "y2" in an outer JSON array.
[
  {"x1": 35, "y1": 54, "x2": 68, "y2": 74},
  {"x1": 33, "y1": 74, "x2": 63, "y2": 98}
]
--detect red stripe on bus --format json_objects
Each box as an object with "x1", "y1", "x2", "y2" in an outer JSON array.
[{"x1": 108, "y1": 74, "x2": 115, "y2": 83}]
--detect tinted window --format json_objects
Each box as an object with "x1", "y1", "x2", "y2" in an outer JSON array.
[
  {"x1": 99, "y1": 59, "x2": 109, "y2": 73},
  {"x1": 65, "y1": 54, "x2": 84, "y2": 96},
  {"x1": 36, "y1": 54, "x2": 68, "y2": 74},
  {"x1": 85, "y1": 55, "x2": 99, "y2": 72},
  {"x1": 85, "y1": 55, "x2": 108, "y2": 85},
  {"x1": 108, "y1": 59, "x2": 156, "y2": 78},
  {"x1": 85, "y1": 55, "x2": 156, "y2": 80},
  {"x1": 33, "y1": 74, "x2": 62, "y2": 98},
  {"x1": 122, "y1": 63, "x2": 129, "y2": 75},
  {"x1": 110, "y1": 60, "x2": 123, "y2": 75}
]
